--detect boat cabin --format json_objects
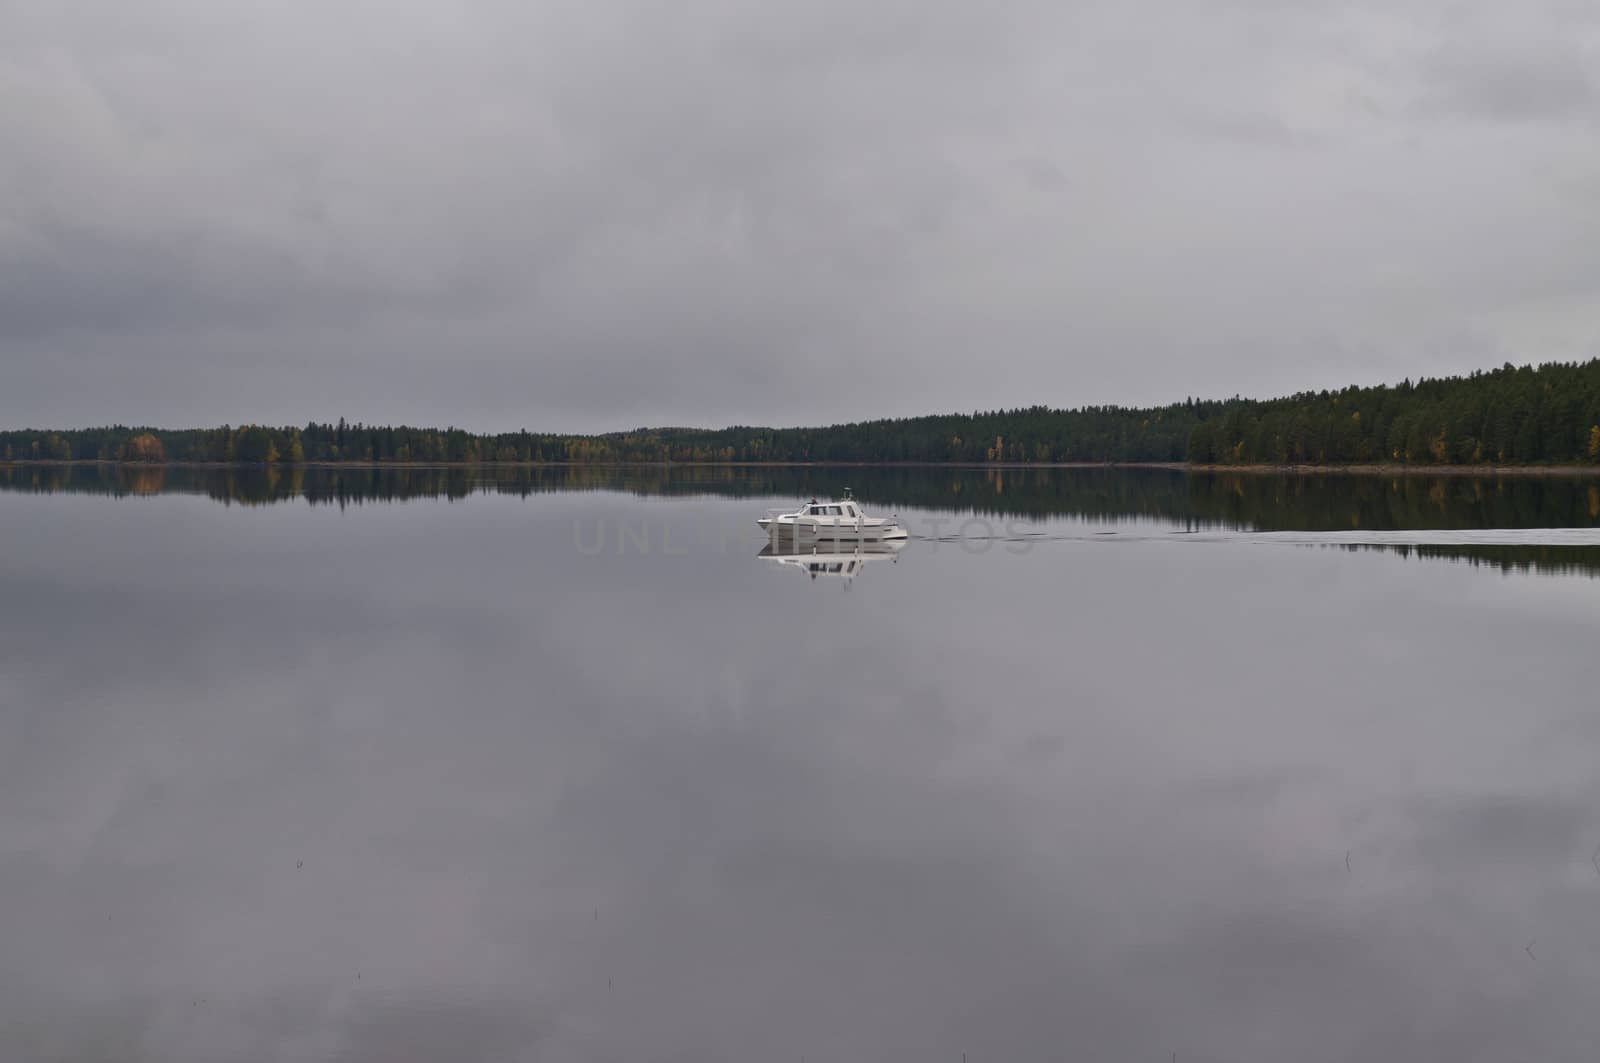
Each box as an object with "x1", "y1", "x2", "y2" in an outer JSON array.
[{"x1": 799, "y1": 501, "x2": 862, "y2": 519}]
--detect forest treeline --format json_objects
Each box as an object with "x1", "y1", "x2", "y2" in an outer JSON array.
[{"x1": 4, "y1": 359, "x2": 1600, "y2": 467}]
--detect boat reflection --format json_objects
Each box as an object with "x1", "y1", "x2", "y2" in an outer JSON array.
[{"x1": 757, "y1": 538, "x2": 905, "y2": 585}]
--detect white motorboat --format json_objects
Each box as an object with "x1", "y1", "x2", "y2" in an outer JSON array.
[
  {"x1": 758, "y1": 539, "x2": 905, "y2": 583},
  {"x1": 757, "y1": 488, "x2": 908, "y2": 542}
]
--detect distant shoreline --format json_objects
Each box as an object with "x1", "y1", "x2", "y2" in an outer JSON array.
[{"x1": 4, "y1": 459, "x2": 1599, "y2": 477}]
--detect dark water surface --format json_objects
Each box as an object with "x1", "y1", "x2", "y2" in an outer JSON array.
[{"x1": 3, "y1": 466, "x2": 1599, "y2": 1061}]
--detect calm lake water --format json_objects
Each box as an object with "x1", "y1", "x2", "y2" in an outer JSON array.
[{"x1": 3, "y1": 465, "x2": 1599, "y2": 1062}]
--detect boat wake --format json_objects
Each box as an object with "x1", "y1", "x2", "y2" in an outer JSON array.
[{"x1": 911, "y1": 526, "x2": 1600, "y2": 549}]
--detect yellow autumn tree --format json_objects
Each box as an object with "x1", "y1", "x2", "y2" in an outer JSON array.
[
  {"x1": 1428, "y1": 430, "x2": 1449, "y2": 463},
  {"x1": 120, "y1": 433, "x2": 165, "y2": 463}
]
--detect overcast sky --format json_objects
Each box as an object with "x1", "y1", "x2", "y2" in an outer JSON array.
[{"x1": 2, "y1": 0, "x2": 1597, "y2": 432}]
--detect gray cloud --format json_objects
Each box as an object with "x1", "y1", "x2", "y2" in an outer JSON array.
[
  {"x1": 1418, "y1": 15, "x2": 1598, "y2": 123},
  {"x1": 1, "y1": 0, "x2": 1598, "y2": 431}
]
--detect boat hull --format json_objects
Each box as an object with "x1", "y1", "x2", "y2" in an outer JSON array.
[{"x1": 758, "y1": 518, "x2": 908, "y2": 542}]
